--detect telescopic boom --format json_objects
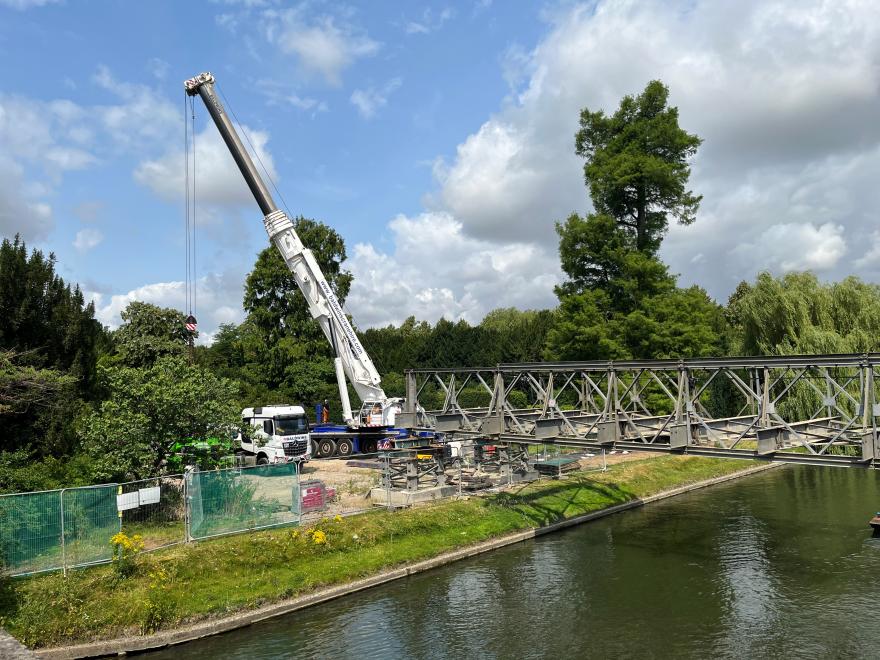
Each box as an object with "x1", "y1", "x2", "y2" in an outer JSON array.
[{"x1": 184, "y1": 72, "x2": 386, "y2": 423}]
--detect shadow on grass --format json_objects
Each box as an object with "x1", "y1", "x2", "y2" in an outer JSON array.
[
  {"x1": 0, "y1": 568, "x2": 19, "y2": 621},
  {"x1": 486, "y1": 476, "x2": 636, "y2": 527}
]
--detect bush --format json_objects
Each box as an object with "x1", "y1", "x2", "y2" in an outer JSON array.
[{"x1": 110, "y1": 532, "x2": 144, "y2": 578}]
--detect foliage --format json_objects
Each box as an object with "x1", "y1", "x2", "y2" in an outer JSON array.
[
  {"x1": 0, "y1": 236, "x2": 104, "y2": 395},
  {"x1": 110, "y1": 532, "x2": 144, "y2": 578},
  {"x1": 727, "y1": 272, "x2": 880, "y2": 355},
  {"x1": 575, "y1": 80, "x2": 702, "y2": 253},
  {"x1": 360, "y1": 309, "x2": 554, "y2": 377},
  {"x1": 0, "y1": 237, "x2": 104, "y2": 468},
  {"x1": 0, "y1": 351, "x2": 83, "y2": 461},
  {"x1": 244, "y1": 217, "x2": 352, "y2": 347},
  {"x1": 113, "y1": 302, "x2": 190, "y2": 368},
  {"x1": 78, "y1": 357, "x2": 240, "y2": 481}
]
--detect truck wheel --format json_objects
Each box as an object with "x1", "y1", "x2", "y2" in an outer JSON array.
[
  {"x1": 317, "y1": 438, "x2": 337, "y2": 458},
  {"x1": 256, "y1": 455, "x2": 269, "y2": 466},
  {"x1": 361, "y1": 439, "x2": 377, "y2": 455},
  {"x1": 336, "y1": 439, "x2": 353, "y2": 457}
]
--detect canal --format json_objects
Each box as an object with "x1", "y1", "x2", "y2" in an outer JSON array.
[{"x1": 146, "y1": 465, "x2": 880, "y2": 659}]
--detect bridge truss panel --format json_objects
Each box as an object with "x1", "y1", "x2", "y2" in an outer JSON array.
[{"x1": 404, "y1": 354, "x2": 880, "y2": 469}]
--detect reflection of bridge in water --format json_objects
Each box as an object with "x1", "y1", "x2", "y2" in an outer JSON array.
[{"x1": 399, "y1": 354, "x2": 880, "y2": 469}]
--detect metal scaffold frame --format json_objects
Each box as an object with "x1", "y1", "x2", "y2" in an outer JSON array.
[{"x1": 401, "y1": 353, "x2": 880, "y2": 469}]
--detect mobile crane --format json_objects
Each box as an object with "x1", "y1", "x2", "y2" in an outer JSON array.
[{"x1": 184, "y1": 72, "x2": 413, "y2": 457}]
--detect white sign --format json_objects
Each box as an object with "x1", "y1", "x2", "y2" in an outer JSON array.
[
  {"x1": 138, "y1": 486, "x2": 161, "y2": 505},
  {"x1": 116, "y1": 491, "x2": 139, "y2": 511}
]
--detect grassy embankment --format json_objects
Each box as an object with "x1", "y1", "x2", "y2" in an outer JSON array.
[{"x1": 1, "y1": 455, "x2": 760, "y2": 649}]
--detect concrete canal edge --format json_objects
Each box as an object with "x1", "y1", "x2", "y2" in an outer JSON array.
[{"x1": 36, "y1": 462, "x2": 780, "y2": 659}]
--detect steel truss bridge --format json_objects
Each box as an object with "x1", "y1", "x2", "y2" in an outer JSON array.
[{"x1": 399, "y1": 354, "x2": 880, "y2": 469}]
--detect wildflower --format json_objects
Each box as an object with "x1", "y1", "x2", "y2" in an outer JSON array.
[
  {"x1": 312, "y1": 530, "x2": 327, "y2": 545},
  {"x1": 334, "y1": 515, "x2": 343, "y2": 523}
]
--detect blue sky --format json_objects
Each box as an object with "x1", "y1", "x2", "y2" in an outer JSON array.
[{"x1": 1, "y1": 0, "x2": 879, "y2": 341}]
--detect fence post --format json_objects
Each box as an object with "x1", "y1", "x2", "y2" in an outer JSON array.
[
  {"x1": 296, "y1": 460, "x2": 302, "y2": 527},
  {"x1": 59, "y1": 488, "x2": 66, "y2": 577},
  {"x1": 183, "y1": 466, "x2": 192, "y2": 542}
]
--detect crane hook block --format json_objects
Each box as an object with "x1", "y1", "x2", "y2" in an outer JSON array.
[{"x1": 184, "y1": 72, "x2": 215, "y2": 95}]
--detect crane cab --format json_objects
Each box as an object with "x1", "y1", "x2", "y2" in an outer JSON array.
[{"x1": 358, "y1": 398, "x2": 403, "y2": 428}]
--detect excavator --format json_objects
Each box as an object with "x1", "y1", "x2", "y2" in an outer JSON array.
[{"x1": 185, "y1": 72, "x2": 411, "y2": 457}]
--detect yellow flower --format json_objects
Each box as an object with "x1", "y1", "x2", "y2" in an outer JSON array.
[
  {"x1": 312, "y1": 530, "x2": 327, "y2": 545},
  {"x1": 333, "y1": 515, "x2": 343, "y2": 523}
]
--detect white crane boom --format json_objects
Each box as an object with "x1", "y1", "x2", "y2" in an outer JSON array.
[{"x1": 184, "y1": 72, "x2": 387, "y2": 423}]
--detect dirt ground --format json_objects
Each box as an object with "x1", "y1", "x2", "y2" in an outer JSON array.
[
  {"x1": 300, "y1": 458, "x2": 381, "y2": 515},
  {"x1": 298, "y1": 449, "x2": 657, "y2": 515}
]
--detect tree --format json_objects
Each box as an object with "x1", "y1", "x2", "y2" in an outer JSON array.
[
  {"x1": 0, "y1": 236, "x2": 104, "y2": 396},
  {"x1": 575, "y1": 80, "x2": 702, "y2": 253},
  {"x1": 546, "y1": 285, "x2": 723, "y2": 361},
  {"x1": 728, "y1": 272, "x2": 880, "y2": 356},
  {"x1": 113, "y1": 302, "x2": 190, "y2": 368},
  {"x1": 548, "y1": 82, "x2": 720, "y2": 362},
  {"x1": 244, "y1": 217, "x2": 352, "y2": 348},
  {"x1": 555, "y1": 213, "x2": 674, "y2": 311},
  {"x1": 79, "y1": 356, "x2": 240, "y2": 481}
]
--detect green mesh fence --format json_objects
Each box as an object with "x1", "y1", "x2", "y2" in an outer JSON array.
[
  {"x1": 0, "y1": 485, "x2": 119, "y2": 576},
  {"x1": 61, "y1": 486, "x2": 120, "y2": 569},
  {"x1": 186, "y1": 463, "x2": 301, "y2": 540}
]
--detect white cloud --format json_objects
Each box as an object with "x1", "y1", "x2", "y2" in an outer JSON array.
[
  {"x1": 288, "y1": 94, "x2": 328, "y2": 113},
  {"x1": 405, "y1": 7, "x2": 455, "y2": 35},
  {"x1": 0, "y1": 0, "x2": 60, "y2": 8},
  {"x1": 147, "y1": 57, "x2": 170, "y2": 80},
  {"x1": 732, "y1": 222, "x2": 846, "y2": 273},
  {"x1": 350, "y1": 78, "x2": 402, "y2": 119},
  {"x1": 73, "y1": 228, "x2": 104, "y2": 253},
  {"x1": 0, "y1": 158, "x2": 53, "y2": 241},
  {"x1": 134, "y1": 123, "x2": 277, "y2": 206},
  {"x1": 345, "y1": 212, "x2": 560, "y2": 328},
  {"x1": 92, "y1": 65, "x2": 179, "y2": 151},
  {"x1": 419, "y1": 0, "x2": 880, "y2": 303},
  {"x1": 90, "y1": 271, "x2": 247, "y2": 344},
  {"x1": 265, "y1": 9, "x2": 380, "y2": 85}
]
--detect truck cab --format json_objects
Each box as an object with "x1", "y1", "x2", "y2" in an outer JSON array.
[{"x1": 238, "y1": 405, "x2": 311, "y2": 465}]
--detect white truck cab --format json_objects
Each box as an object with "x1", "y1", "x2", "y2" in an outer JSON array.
[{"x1": 238, "y1": 405, "x2": 311, "y2": 465}]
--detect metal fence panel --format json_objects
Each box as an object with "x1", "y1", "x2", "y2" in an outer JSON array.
[
  {"x1": 0, "y1": 485, "x2": 119, "y2": 576},
  {"x1": 186, "y1": 463, "x2": 301, "y2": 540},
  {"x1": 118, "y1": 476, "x2": 186, "y2": 551},
  {"x1": 61, "y1": 485, "x2": 119, "y2": 569},
  {"x1": 0, "y1": 489, "x2": 62, "y2": 575}
]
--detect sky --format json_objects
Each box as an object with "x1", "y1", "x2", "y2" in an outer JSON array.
[{"x1": 0, "y1": 0, "x2": 878, "y2": 343}]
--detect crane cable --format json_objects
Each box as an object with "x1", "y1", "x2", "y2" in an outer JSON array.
[{"x1": 183, "y1": 94, "x2": 198, "y2": 347}]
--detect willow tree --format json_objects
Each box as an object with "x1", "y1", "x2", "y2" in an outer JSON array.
[{"x1": 728, "y1": 272, "x2": 880, "y2": 355}]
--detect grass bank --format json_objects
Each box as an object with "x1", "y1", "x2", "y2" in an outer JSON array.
[{"x1": 2, "y1": 455, "x2": 761, "y2": 649}]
